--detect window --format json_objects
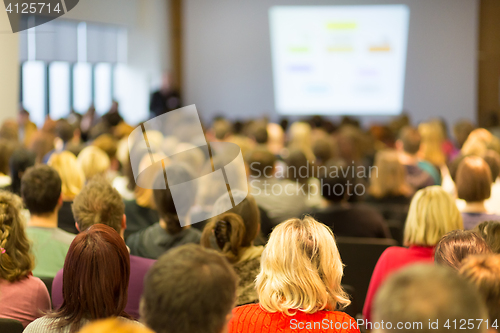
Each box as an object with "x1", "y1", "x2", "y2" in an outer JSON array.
[
  {"x1": 73, "y1": 63, "x2": 92, "y2": 114},
  {"x1": 94, "y1": 63, "x2": 113, "y2": 115},
  {"x1": 22, "y1": 61, "x2": 46, "y2": 127},
  {"x1": 49, "y1": 62, "x2": 71, "y2": 119}
]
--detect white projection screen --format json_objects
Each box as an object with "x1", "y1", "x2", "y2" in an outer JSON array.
[{"x1": 269, "y1": 5, "x2": 410, "y2": 115}]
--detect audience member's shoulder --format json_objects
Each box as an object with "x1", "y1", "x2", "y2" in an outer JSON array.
[
  {"x1": 54, "y1": 228, "x2": 77, "y2": 244},
  {"x1": 129, "y1": 254, "x2": 156, "y2": 268},
  {"x1": 24, "y1": 316, "x2": 56, "y2": 333}
]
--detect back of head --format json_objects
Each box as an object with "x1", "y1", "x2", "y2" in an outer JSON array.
[
  {"x1": 373, "y1": 264, "x2": 488, "y2": 333},
  {"x1": 55, "y1": 119, "x2": 75, "y2": 143},
  {"x1": 0, "y1": 191, "x2": 33, "y2": 282},
  {"x1": 212, "y1": 119, "x2": 233, "y2": 140},
  {"x1": 320, "y1": 158, "x2": 349, "y2": 203},
  {"x1": 201, "y1": 212, "x2": 247, "y2": 263},
  {"x1": 246, "y1": 146, "x2": 276, "y2": 178},
  {"x1": 21, "y1": 165, "x2": 62, "y2": 215},
  {"x1": 286, "y1": 149, "x2": 309, "y2": 183},
  {"x1": 48, "y1": 151, "x2": 86, "y2": 200},
  {"x1": 93, "y1": 134, "x2": 118, "y2": 161},
  {"x1": 211, "y1": 191, "x2": 260, "y2": 247},
  {"x1": 0, "y1": 139, "x2": 17, "y2": 176},
  {"x1": 0, "y1": 120, "x2": 19, "y2": 142},
  {"x1": 256, "y1": 216, "x2": 350, "y2": 315},
  {"x1": 370, "y1": 149, "x2": 408, "y2": 198},
  {"x1": 79, "y1": 318, "x2": 154, "y2": 333},
  {"x1": 398, "y1": 126, "x2": 421, "y2": 155},
  {"x1": 55, "y1": 224, "x2": 130, "y2": 332},
  {"x1": 434, "y1": 230, "x2": 491, "y2": 270},
  {"x1": 475, "y1": 221, "x2": 500, "y2": 253},
  {"x1": 141, "y1": 244, "x2": 237, "y2": 333},
  {"x1": 404, "y1": 186, "x2": 462, "y2": 247},
  {"x1": 153, "y1": 163, "x2": 196, "y2": 234},
  {"x1": 482, "y1": 150, "x2": 500, "y2": 182},
  {"x1": 77, "y1": 146, "x2": 110, "y2": 180},
  {"x1": 8, "y1": 148, "x2": 36, "y2": 196},
  {"x1": 72, "y1": 177, "x2": 124, "y2": 233},
  {"x1": 459, "y1": 254, "x2": 500, "y2": 323},
  {"x1": 456, "y1": 156, "x2": 492, "y2": 202},
  {"x1": 453, "y1": 120, "x2": 475, "y2": 149}
]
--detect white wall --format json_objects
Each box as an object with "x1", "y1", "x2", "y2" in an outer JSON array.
[
  {"x1": 183, "y1": 0, "x2": 479, "y2": 126},
  {"x1": 64, "y1": 0, "x2": 172, "y2": 125},
  {"x1": 0, "y1": 9, "x2": 19, "y2": 125}
]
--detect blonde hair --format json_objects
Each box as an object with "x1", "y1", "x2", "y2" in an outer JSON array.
[
  {"x1": 404, "y1": 186, "x2": 463, "y2": 247},
  {"x1": 77, "y1": 146, "x2": 110, "y2": 180},
  {"x1": 48, "y1": 151, "x2": 86, "y2": 200},
  {"x1": 79, "y1": 318, "x2": 154, "y2": 333},
  {"x1": 0, "y1": 191, "x2": 34, "y2": 282},
  {"x1": 418, "y1": 121, "x2": 446, "y2": 166},
  {"x1": 370, "y1": 149, "x2": 411, "y2": 198},
  {"x1": 256, "y1": 216, "x2": 350, "y2": 315}
]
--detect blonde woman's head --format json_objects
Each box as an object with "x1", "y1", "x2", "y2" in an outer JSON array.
[
  {"x1": 404, "y1": 186, "x2": 463, "y2": 247},
  {"x1": 77, "y1": 146, "x2": 110, "y2": 180},
  {"x1": 370, "y1": 149, "x2": 410, "y2": 198},
  {"x1": 48, "y1": 151, "x2": 85, "y2": 200},
  {"x1": 256, "y1": 216, "x2": 350, "y2": 315}
]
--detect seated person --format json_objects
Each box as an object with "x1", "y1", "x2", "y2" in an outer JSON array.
[
  {"x1": 308, "y1": 159, "x2": 391, "y2": 239},
  {"x1": 201, "y1": 192, "x2": 263, "y2": 305},
  {"x1": 396, "y1": 126, "x2": 436, "y2": 190},
  {"x1": 373, "y1": 264, "x2": 488, "y2": 333},
  {"x1": 434, "y1": 230, "x2": 491, "y2": 270},
  {"x1": 127, "y1": 164, "x2": 201, "y2": 259},
  {"x1": 48, "y1": 151, "x2": 85, "y2": 234},
  {"x1": 247, "y1": 147, "x2": 308, "y2": 227},
  {"x1": 365, "y1": 149, "x2": 412, "y2": 222},
  {"x1": 228, "y1": 216, "x2": 359, "y2": 333},
  {"x1": 456, "y1": 156, "x2": 500, "y2": 230},
  {"x1": 80, "y1": 318, "x2": 153, "y2": 333},
  {"x1": 0, "y1": 191, "x2": 51, "y2": 327},
  {"x1": 475, "y1": 220, "x2": 500, "y2": 253},
  {"x1": 460, "y1": 254, "x2": 500, "y2": 325},
  {"x1": 363, "y1": 186, "x2": 463, "y2": 322},
  {"x1": 141, "y1": 244, "x2": 238, "y2": 333},
  {"x1": 52, "y1": 178, "x2": 156, "y2": 319},
  {"x1": 22, "y1": 165, "x2": 75, "y2": 277},
  {"x1": 24, "y1": 224, "x2": 134, "y2": 333}
]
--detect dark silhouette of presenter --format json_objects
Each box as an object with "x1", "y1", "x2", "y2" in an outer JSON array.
[{"x1": 150, "y1": 73, "x2": 182, "y2": 118}]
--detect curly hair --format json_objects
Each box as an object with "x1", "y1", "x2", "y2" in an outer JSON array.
[{"x1": 0, "y1": 190, "x2": 34, "y2": 282}]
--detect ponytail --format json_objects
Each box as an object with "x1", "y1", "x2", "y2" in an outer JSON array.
[{"x1": 201, "y1": 213, "x2": 246, "y2": 263}]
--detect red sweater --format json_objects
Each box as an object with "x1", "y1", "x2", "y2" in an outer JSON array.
[
  {"x1": 362, "y1": 245, "x2": 435, "y2": 323},
  {"x1": 228, "y1": 303, "x2": 360, "y2": 333}
]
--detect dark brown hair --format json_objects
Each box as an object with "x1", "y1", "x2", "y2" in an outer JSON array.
[
  {"x1": 435, "y1": 230, "x2": 491, "y2": 270},
  {"x1": 21, "y1": 165, "x2": 62, "y2": 215},
  {"x1": 456, "y1": 156, "x2": 492, "y2": 202},
  {"x1": 398, "y1": 126, "x2": 421, "y2": 154},
  {"x1": 153, "y1": 164, "x2": 196, "y2": 235},
  {"x1": 72, "y1": 177, "x2": 124, "y2": 233},
  {"x1": 201, "y1": 212, "x2": 247, "y2": 263},
  {"x1": 0, "y1": 191, "x2": 34, "y2": 282},
  {"x1": 50, "y1": 224, "x2": 130, "y2": 333},
  {"x1": 475, "y1": 221, "x2": 500, "y2": 254},
  {"x1": 141, "y1": 244, "x2": 237, "y2": 333},
  {"x1": 246, "y1": 147, "x2": 276, "y2": 178}
]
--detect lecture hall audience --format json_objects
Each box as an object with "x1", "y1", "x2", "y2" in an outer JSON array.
[
  {"x1": 51, "y1": 178, "x2": 156, "y2": 319},
  {"x1": 3, "y1": 105, "x2": 500, "y2": 332}
]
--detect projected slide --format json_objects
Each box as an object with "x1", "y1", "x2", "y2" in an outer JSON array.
[{"x1": 269, "y1": 5, "x2": 410, "y2": 115}]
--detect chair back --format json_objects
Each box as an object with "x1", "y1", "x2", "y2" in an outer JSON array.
[
  {"x1": 336, "y1": 236, "x2": 398, "y2": 317},
  {"x1": 0, "y1": 318, "x2": 24, "y2": 333}
]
